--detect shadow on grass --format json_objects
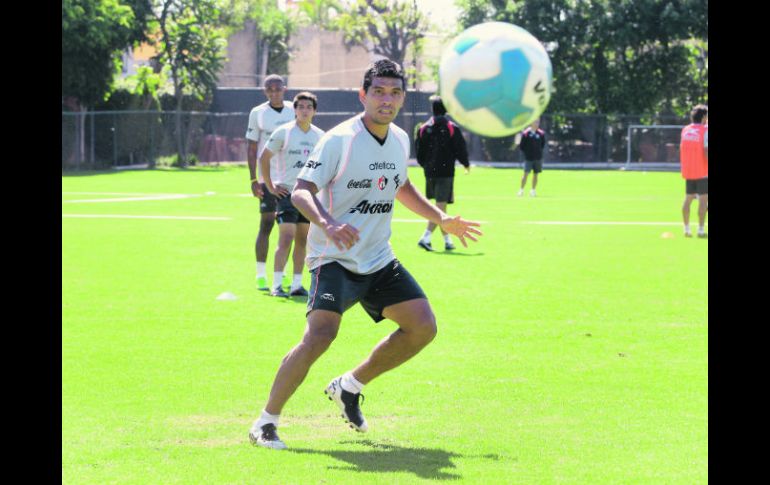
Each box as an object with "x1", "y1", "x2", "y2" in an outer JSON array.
[
  {"x1": 261, "y1": 293, "x2": 309, "y2": 305},
  {"x1": 289, "y1": 439, "x2": 502, "y2": 480},
  {"x1": 428, "y1": 251, "x2": 485, "y2": 257}
]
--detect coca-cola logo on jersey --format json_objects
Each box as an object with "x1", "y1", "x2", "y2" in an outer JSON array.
[{"x1": 347, "y1": 179, "x2": 372, "y2": 189}]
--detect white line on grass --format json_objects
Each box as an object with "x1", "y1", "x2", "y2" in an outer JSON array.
[
  {"x1": 64, "y1": 194, "x2": 202, "y2": 203},
  {"x1": 62, "y1": 192, "x2": 156, "y2": 195},
  {"x1": 62, "y1": 214, "x2": 231, "y2": 221},
  {"x1": 393, "y1": 218, "x2": 491, "y2": 224}
]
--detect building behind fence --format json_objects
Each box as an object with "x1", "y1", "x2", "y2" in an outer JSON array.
[{"x1": 62, "y1": 88, "x2": 688, "y2": 170}]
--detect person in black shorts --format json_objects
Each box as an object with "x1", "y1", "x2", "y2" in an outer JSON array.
[
  {"x1": 246, "y1": 75, "x2": 295, "y2": 290},
  {"x1": 248, "y1": 60, "x2": 483, "y2": 450},
  {"x1": 517, "y1": 118, "x2": 546, "y2": 197},
  {"x1": 415, "y1": 95, "x2": 470, "y2": 251},
  {"x1": 258, "y1": 92, "x2": 325, "y2": 296}
]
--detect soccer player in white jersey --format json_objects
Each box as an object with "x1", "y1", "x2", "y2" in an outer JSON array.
[
  {"x1": 249, "y1": 60, "x2": 483, "y2": 450},
  {"x1": 259, "y1": 92, "x2": 325, "y2": 298},
  {"x1": 246, "y1": 75, "x2": 296, "y2": 291}
]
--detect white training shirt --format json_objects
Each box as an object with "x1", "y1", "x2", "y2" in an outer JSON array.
[
  {"x1": 264, "y1": 121, "x2": 325, "y2": 188},
  {"x1": 245, "y1": 101, "x2": 295, "y2": 181},
  {"x1": 297, "y1": 114, "x2": 410, "y2": 275}
]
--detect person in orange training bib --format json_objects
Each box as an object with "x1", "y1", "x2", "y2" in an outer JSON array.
[{"x1": 679, "y1": 104, "x2": 708, "y2": 238}]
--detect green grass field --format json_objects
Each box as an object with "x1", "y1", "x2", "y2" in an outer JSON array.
[{"x1": 62, "y1": 165, "x2": 707, "y2": 484}]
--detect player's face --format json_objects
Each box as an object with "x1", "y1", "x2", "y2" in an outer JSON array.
[
  {"x1": 360, "y1": 77, "x2": 405, "y2": 126},
  {"x1": 295, "y1": 100, "x2": 316, "y2": 124},
  {"x1": 264, "y1": 82, "x2": 286, "y2": 107}
]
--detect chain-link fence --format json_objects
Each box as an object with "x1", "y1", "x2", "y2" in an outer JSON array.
[{"x1": 62, "y1": 110, "x2": 688, "y2": 170}]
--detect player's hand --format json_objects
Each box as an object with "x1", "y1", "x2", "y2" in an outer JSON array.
[
  {"x1": 322, "y1": 221, "x2": 360, "y2": 251},
  {"x1": 439, "y1": 215, "x2": 483, "y2": 248},
  {"x1": 269, "y1": 184, "x2": 291, "y2": 198},
  {"x1": 251, "y1": 181, "x2": 264, "y2": 198},
  {"x1": 464, "y1": 167, "x2": 471, "y2": 175}
]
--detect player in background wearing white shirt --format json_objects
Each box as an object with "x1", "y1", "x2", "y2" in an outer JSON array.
[
  {"x1": 246, "y1": 75, "x2": 296, "y2": 291},
  {"x1": 258, "y1": 92, "x2": 325, "y2": 297},
  {"x1": 249, "y1": 60, "x2": 483, "y2": 450}
]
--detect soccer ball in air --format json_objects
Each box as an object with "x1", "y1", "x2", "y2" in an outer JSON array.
[{"x1": 439, "y1": 22, "x2": 553, "y2": 138}]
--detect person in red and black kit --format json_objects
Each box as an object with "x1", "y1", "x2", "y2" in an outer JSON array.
[
  {"x1": 517, "y1": 119, "x2": 546, "y2": 197},
  {"x1": 415, "y1": 95, "x2": 470, "y2": 251}
]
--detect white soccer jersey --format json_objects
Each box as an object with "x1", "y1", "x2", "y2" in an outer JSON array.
[
  {"x1": 264, "y1": 121, "x2": 325, "y2": 188},
  {"x1": 246, "y1": 101, "x2": 295, "y2": 180},
  {"x1": 297, "y1": 114, "x2": 411, "y2": 275}
]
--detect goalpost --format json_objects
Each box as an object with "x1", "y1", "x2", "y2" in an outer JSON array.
[{"x1": 626, "y1": 125, "x2": 685, "y2": 168}]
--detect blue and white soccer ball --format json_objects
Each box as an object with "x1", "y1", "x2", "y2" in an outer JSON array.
[{"x1": 439, "y1": 22, "x2": 553, "y2": 138}]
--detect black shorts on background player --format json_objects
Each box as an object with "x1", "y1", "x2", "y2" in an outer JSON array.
[
  {"x1": 259, "y1": 183, "x2": 278, "y2": 213},
  {"x1": 685, "y1": 177, "x2": 708, "y2": 195},
  {"x1": 425, "y1": 177, "x2": 454, "y2": 203},
  {"x1": 276, "y1": 196, "x2": 309, "y2": 224}
]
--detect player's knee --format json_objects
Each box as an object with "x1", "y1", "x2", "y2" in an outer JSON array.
[
  {"x1": 413, "y1": 312, "x2": 437, "y2": 344},
  {"x1": 304, "y1": 324, "x2": 338, "y2": 351}
]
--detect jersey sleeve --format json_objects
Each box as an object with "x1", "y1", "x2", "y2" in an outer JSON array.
[
  {"x1": 296, "y1": 133, "x2": 341, "y2": 191},
  {"x1": 264, "y1": 125, "x2": 287, "y2": 154},
  {"x1": 245, "y1": 108, "x2": 261, "y2": 142}
]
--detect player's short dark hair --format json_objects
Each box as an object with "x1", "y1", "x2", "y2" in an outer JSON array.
[
  {"x1": 362, "y1": 59, "x2": 406, "y2": 92},
  {"x1": 429, "y1": 95, "x2": 447, "y2": 116},
  {"x1": 691, "y1": 104, "x2": 708, "y2": 123},
  {"x1": 293, "y1": 91, "x2": 317, "y2": 110},
  {"x1": 263, "y1": 74, "x2": 285, "y2": 88}
]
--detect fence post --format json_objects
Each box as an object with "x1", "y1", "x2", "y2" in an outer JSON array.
[
  {"x1": 112, "y1": 113, "x2": 117, "y2": 167},
  {"x1": 626, "y1": 125, "x2": 632, "y2": 169},
  {"x1": 89, "y1": 112, "x2": 95, "y2": 168}
]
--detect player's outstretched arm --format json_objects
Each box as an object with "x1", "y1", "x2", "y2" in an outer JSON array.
[
  {"x1": 396, "y1": 179, "x2": 483, "y2": 247},
  {"x1": 291, "y1": 179, "x2": 360, "y2": 250}
]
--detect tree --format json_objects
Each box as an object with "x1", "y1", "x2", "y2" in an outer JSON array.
[
  {"x1": 151, "y1": 0, "x2": 228, "y2": 165},
  {"x1": 62, "y1": 0, "x2": 150, "y2": 165},
  {"x1": 454, "y1": 0, "x2": 708, "y2": 116},
  {"x1": 332, "y1": 0, "x2": 427, "y2": 68}
]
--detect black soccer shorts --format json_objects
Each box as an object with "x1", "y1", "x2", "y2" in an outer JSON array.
[
  {"x1": 259, "y1": 183, "x2": 278, "y2": 213},
  {"x1": 276, "y1": 196, "x2": 309, "y2": 224},
  {"x1": 685, "y1": 177, "x2": 708, "y2": 195},
  {"x1": 306, "y1": 259, "x2": 427, "y2": 322}
]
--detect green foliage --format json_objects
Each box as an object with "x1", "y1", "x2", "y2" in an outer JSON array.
[
  {"x1": 331, "y1": 0, "x2": 427, "y2": 67},
  {"x1": 152, "y1": 0, "x2": 228, "y2": 103},
  {"x1": 455, "y1": 0, "x2": 708, "y2": 116},
  {"x1": 62, "y1": 0, "x2": 147, "y2": 108},
  {"x1": 295, "y1": 0, "x2": 343, "y2": 25}
]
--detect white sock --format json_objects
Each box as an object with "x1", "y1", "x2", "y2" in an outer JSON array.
[
  {"x1": 273, "y1": 271, "x2": 283, "y2": 289},
  {"x1": 291, "y1": 273, "x2": 303, "y2": 291},
  {"x1": 254, "y1": 409, "x2": 280, "y2": 430},
  {"x1": 340, "y1": 372, "x2": 364, "y2": 394},
  {"x1": 684, "y1": 225, "x2": 691, "y2": 234},
  {"x1": 698, "y1": 225, "x2": 705, "y2": 234},
  {"x1": 443, "y1": 233, "x2": 451, "y2": 244},
  {"x1": 256, "y1": 262, "x2": 266, "y2": 278},
  {"x1": 421, "y1": 229, "x2": 432, "y2": 242}
]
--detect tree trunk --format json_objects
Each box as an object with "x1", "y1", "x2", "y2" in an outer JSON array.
[{"x1": 64, "y1": 97, "x2": 86, "y2": 169}]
